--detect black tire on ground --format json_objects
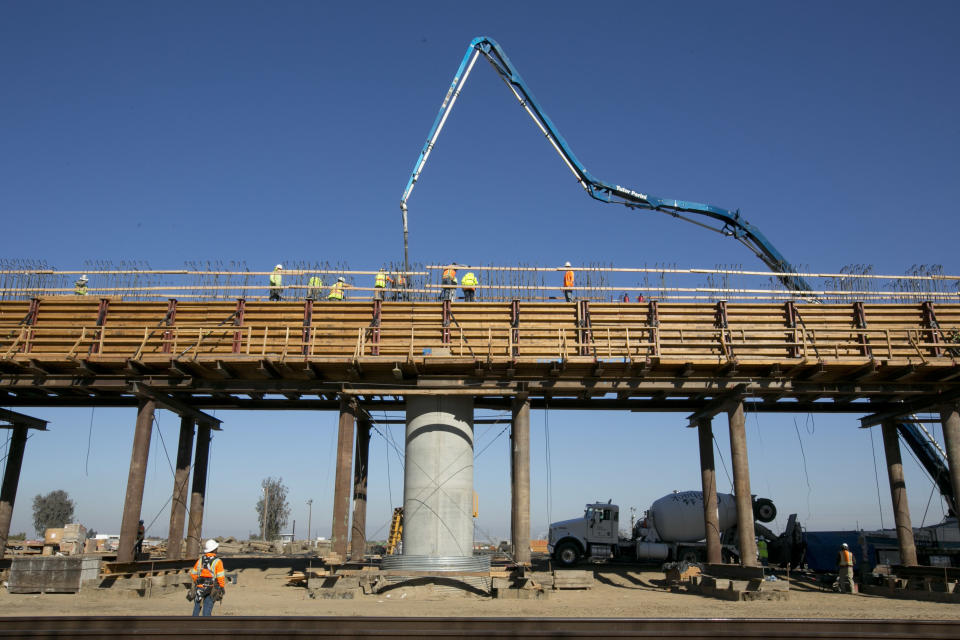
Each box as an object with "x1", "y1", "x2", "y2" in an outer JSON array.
[
  {"x1": 553, "y1": 541, "x2": 582, "y2": 567},
  {"x1": 754, "y1": 498, "x2": 777, "y2": 523}
]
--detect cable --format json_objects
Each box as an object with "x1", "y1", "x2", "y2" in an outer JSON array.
[
  {"x1": 793, "y1": 417, "x2": 813, "y2": 522},
  {"x1": 868, "y1": 428, "x2": 886, "y2": 530},
  {"x1": 84, "y1": 407, "x2": 95, "y2": 476},
  {"x1": 712, "y1": 434, "x2": 733, "y2": 491}
]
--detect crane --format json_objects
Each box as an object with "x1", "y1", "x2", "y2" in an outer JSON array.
[{"x1": 399, "y1": 36, "x2": 813, "y2": 293}]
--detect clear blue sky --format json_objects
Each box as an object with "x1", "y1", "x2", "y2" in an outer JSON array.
[{"x1": 2, "y1": 1, "x2": 959, "y2": 542}]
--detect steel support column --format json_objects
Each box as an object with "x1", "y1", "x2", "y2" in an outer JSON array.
[
  {"x1": 332, "y1": 396, "x2": 356, "y2": 559},
  {"x1": 697, "y1": 417, "x2": 722, "y2": 565},
  {"x1": 0, "y1": 425, "x2": 28, "y2": 559},
  {"x1": 349, "y1": 416, "x2": 371, "y2": 561},
  {"x1": 117, "y1": 399, "x2": 155, "y2": 563},
  {"x1": 511, "y1": 395, "x2": 531, "y2": 565},
  {"x1": 728, "y1": 401, "x2": 758, "y2": 566},
  {"x1": 166, "y1": 416, "x2": 195, "y2": 559},
  {"x1": 881, "y1": 420, "x2": 918, "y2": 566},
  {"x1": 939, "y1": 404, "x2": 960, "y2": 537},
  {"x1": 185, "y1": 423, "x2": 212, "y2": 558}
]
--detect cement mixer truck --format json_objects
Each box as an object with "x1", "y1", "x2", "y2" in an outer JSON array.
[{"x1": 548, "y1": 490, "x2": 780, "y2": 567}]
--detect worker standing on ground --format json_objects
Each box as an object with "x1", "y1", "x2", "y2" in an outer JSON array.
[
  {"x1": 74, "y1": 275, "x2": 89, "y2": 295},
  {"x1": 836, "y1": 542, "x2": 855, "y2": 593},
  {"x1": 327, "y1": 276, "x2": 348, "y2": 301},
  {"x1": 562, "y1": 262, "x2": 574, "y2": 302},
  {"x1": 269, "y1": 265, "x2": 283, "y2": 301},
  {"x1": 757, "y1": 537, "x2": 768, "y2": 566},
  {"x1": 374, "y1": 268, "x2": 392, "y2": 301},
  {"x1": 306, "y1": 274, "x2": 323, "y2": 301},
  {"x1": 134, "y1": 520, "x2": 145, "y2": 558},
  {"x1": 441, "y1": 263, "x2": 458, "y2": 302},
  {"x1": 188, "y1": 539, "x2": 226, "y2": 616},
  {"x1": 460, "y1": 270, "x2": 479, "y2": 302}
]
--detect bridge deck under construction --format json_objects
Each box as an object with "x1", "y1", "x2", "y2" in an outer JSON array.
[{"x1": 2, "y1": 298, "x2": 959, "y2": 414}]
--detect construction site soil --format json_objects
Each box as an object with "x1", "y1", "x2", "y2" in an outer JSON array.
[{"x1": 2, "y1": 556, "x2": 959, "y2": 620}]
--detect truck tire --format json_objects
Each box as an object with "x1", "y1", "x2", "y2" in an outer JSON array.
[
  {"x1": 754, "y1": 498, "x2": 777, "y2": 523},
  {"x1": 678, "y1": 548, "x2": 700, "y2": 564},
  {"x1": 553, "y1": 541, "x2": 581, "y2": 567}
]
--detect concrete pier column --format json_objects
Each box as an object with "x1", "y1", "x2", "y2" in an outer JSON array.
[
  {"x1": 185, "y1": 423, "x2": 212, "y2": 558},
  {"x1": 332, "y1": 396, "x2": 356, "y2": 559},
  {"x1": 511, "y1": 395, "x2": 531, "y2": 565},
  {"x1": 940, "y1": 404, "x2": 960, "y2": 536},
  {"x1": 166, "y1": 416, "x2": 195, "y2": 559},
  {"x1": 697, "y1": 417, "x2": 722, "y2": 565},
  {"x1": 403, "y1": 396, "x2": 474, "y2": 557},
  {"x1": 728, "y1": 401, "x2": 758, "y2": 567},
  {"x1": 349, "y1": 415, "x2": 371, "y2": 561},
  {"x1": 881, "y1": 420, "x2": 918, "y2": 566},
  {"x1": 0, "y1": 426, "x2": 28, "y2": 559},
  {"x1": 118, "y1": 399, "x2": 155, "y2": 563}
]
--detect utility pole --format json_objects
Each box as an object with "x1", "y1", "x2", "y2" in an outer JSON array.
[{"x1": 306, "y1": 499, "x2": 313, "y2": 547}]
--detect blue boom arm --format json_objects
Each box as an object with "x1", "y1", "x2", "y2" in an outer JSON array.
[{"x1": 401, "y1": 36, "x2": 813, "y2": 292}]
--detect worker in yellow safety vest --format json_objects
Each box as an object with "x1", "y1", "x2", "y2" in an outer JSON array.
[
  {"x1": 460, "y1": 271, "x2": 478, "y2": 302},
  {"x1": 269, "y1": 264, "x2": 283, "y2": 301},
  {"x1": 836, "y1": 542, "x2": 856, "y2": 593},
  {"x1": 74, "y1": 275, "x2": 89, "y2": 295},
  {"x1": 327, "y1": 276, "x2": 348, "y2": 301},
  {"x1": 373, "y1": 268, "x2": 392, "y2": 301},
  {"x1": 440, "y1": 264, "x2": 457, "y2": 302},
  {"x1": 306, "y1": 275, "x2": 323, "y2": 301},
  {"x1": 561, "y1": 261, "x2": 574, "y2": 302}
]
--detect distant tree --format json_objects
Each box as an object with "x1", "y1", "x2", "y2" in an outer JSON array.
[
  {"x1": 84, "y1": 527, "x2": 98, "y2": 539},
  {"x1": 8, "y1": 532, "x2": 26, "y2": 540},
  {"x1": 255, "y1": 477, "x2": 290, "y2": 541},
  {"x1": 32, "y1": 490, "x2": 75, "y2": 537}
]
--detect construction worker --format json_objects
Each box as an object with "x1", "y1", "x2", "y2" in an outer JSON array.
[
  {"x1": 460, "y1": 271, "x2": 479, "y2": 302},
  {"x1": 440, "y1": 263, "x2": 457, "y2": 302},
  {"x1": 74, "y1": 275, "x2": 89, "y2": 295},
  {"x1": 134, "y1": 520, "x2": 145, "y2": 558},
  {"x1": 562, "y1": 262, "x2": 574, "y2": 302},
  {"x1": 757, "y1": 537, "x2": 768, "y2": 566},
  {"x1": 836, "y1": 542, "x2": 855, "y2": 593},
  {"x1": 327, "y1": 276, "x2": 348, "y2": 301},
  {"x1": 269, "y1": 264, "x2": 283, "y2": 301},
  {"x1": 188, "y1": 539, "x2": 226, "y2": 616},
  {"x1": 306, "y1": 275, "x2": 323, "y2": 301},
  {"x1": 390, "y1": 272, "x2": 408, "y2": 301},
  {"x1": 621, "y1": 292, "x2": 630, "y2": 303},
  {"x1": 373, "y1": 268, "x2": 392, "y2": 301}
]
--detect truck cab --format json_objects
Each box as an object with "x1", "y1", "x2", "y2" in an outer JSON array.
[{"x1": 548, "y1": 501, "x2": 619, "y2": 567}]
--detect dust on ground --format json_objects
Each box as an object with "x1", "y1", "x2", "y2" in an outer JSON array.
[{"x1": 2, "y1": 558, "x2": 959, "y2": 619}]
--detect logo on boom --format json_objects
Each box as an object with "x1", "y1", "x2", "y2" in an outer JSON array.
[{"x1": 615, "y1": 185, "x2": 648, "y2": 201}]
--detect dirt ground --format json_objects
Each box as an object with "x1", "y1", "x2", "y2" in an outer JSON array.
[{"x1": 2, "y1": 558, "x2": 959, "y2": 620}]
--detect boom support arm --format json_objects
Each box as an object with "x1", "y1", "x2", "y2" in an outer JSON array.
[{"x1": 401, "y1": 36, "x2": 813, "y2": 292}]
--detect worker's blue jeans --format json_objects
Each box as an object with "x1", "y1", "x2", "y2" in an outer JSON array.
[{"x1": 192, "y1": 594, "x2": 215, "y2": 616}]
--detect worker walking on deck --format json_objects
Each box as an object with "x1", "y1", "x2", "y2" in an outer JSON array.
[
  {"x1": 134, "y1": 520, "x2": 145, "y2": 558},
  {"x1": 327, "y1": 277, "x2": 348, "y2": 301},
  {"x1": 460, "y1": 271, "x2": 478, "y2": 302},
  {"x1": 391, "y1": 272, "x2": 408, "y2": 301},
  {"x1": 306, "y1": 275, "x2": 323, "y2": 301},
  {"x1": 188, "y1": 539, "x2": 226, "y2": 616},
  {"x1": 836, "y1": 543, "x2": 856, "y2": 593},
  {"x1": 74, "y1": 275, "x2": 89, "y2": 295},
  {"x1": 269, "y1": 265, "x2": 283, "y2": 301},
  {"x1": 440, "y1": 263, "x2": 457, "y2": 302},
  {"x1": 562, "y1": 262, "x2": 574, "y2": 302},
  {"x1": 374, "y1": 268, "x2": 392, "y2": 301}
]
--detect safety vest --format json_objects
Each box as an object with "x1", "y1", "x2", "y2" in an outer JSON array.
[
  {"x1": 757, "y1": 539, "x2": 768, "y2": 559},
  {"x1": 564, "y1": 270, "x2": 574, "y2": 288},
  {"x1": 838, "y1": 549, "x2": 854, "y2": 567},
  {"x1": 308, "y1": 276, "x2": 322, "y2": 289},
  {"x1": 375, "y1": 271, "x2": 388, "y2": 288},
  {"x1": 74, "y1": 282, "x2": 88, "y2": 295},
  {"x1": 442, "y1": 267, "x2": 457, "y2": 281},
  {"x1": 191, "y1": 553, "x2": 226, "y2": 588},
  {"x1": 269, "y1": 271, "x2": 282, "y2": 287},
  {"x1": 461, "y1": 272, "x2": 478, "y2": 288},
  {"x1": 328, "y1": 282, "x2": 345, "y2": 300}
]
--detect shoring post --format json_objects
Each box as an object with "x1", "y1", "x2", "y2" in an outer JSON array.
[
  {"x1": 881, "y1": 420, "x2": 918, "y2": 566},
  {"x1": 117, "y1": 398, "x2": 155, "y2": 562},
  {"x1": 332, "y1": 396, "x2": 357, "y2": 559}
]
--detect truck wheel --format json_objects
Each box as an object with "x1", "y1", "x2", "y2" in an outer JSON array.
[
  {"x1": 553, "y1": 541, "x2": 581, "y2": 567},
  {"x1": 754, "y1": 498, "x2": 777, "y2": 523},
  {"x1": 678, "y1": 548, "x2": 700, "y2": 564}
]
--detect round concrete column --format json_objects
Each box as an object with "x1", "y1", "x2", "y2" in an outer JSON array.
[{"x1": 403, "y1": 396, "x2": 474, "y2": 557}]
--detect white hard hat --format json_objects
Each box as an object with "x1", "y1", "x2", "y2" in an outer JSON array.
[
  {"x1": 564, "y1": 261, "x2": 571, "y2": 267},
  {"x1": 338, "y1": 276, "x2": 345, "y2": 282},
  {"x1": 841, "y1": 543, "x2": 848, "y2": 549},
  {"x1": 80, "y1": 274, "x2": 89, "y2": 281},
  {"x1": 275, "y1": 264, "x2": 283, "y2": 270},
  {"x1": 204, "y1": 539, "x2": 219, "y2": 553}
]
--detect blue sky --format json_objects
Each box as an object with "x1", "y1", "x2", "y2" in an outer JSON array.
[{"x1": 2, "y1": 2, "x2": 959, "y2": 542}]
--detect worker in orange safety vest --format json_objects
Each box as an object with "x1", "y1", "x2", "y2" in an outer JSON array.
[
  {"x1": 440, "y1": 264, "x2": 457, "y2": 302},
  {"x1": 189, "y1": 539, "x2": 226, "y2": 616},
  {"x1": 835, "y1": 542, "x2": 856, "y2": 593},
  {"x1": 562, "y1": 262, "x2": 574, "y2": 302}
]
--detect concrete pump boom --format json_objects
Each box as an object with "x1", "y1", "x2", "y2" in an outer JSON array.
[{"x1": 400, "y1": 36, "x2": 813, "y2": 293}]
